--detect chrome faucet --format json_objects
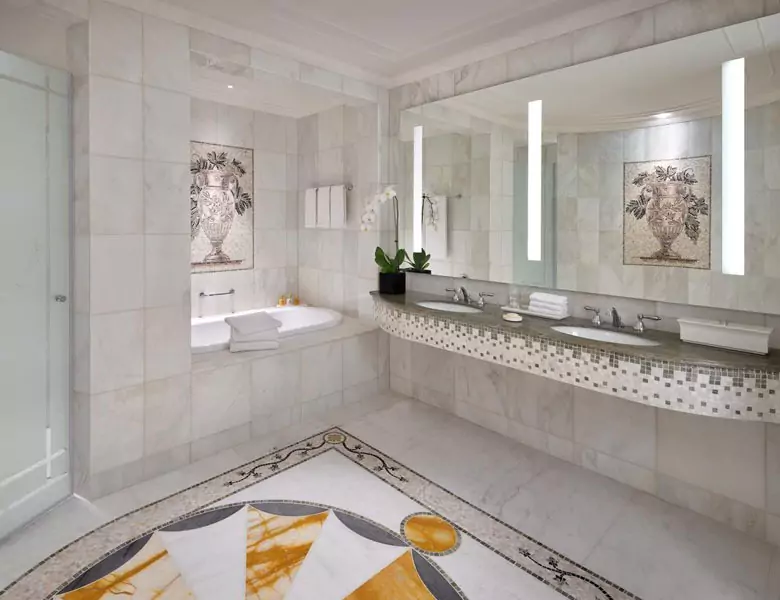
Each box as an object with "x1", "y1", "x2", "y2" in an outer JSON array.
[
  {"x1": 584, "y1": 306, "x2": 601, "y2": 327},
  {"x1": 610, "y1": 307, "x2": 624, "y2": 328},
  {"x1": 445, "y1": 286, "x2": 493, "y2": 308},
  {"x1": 633, "y1": 314, "x2": 662, "y2": 333}
]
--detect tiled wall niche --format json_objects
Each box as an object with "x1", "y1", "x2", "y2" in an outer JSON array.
[
  {"x1": 388, "y1": 335, "x2": 780, "y2": 546},
  {"x1": 189, "y1": 100, "x2": 299, "y2": 318}
]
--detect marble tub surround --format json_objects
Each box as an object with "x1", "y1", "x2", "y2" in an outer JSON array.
[
  {"x1": 383, "y1": 307, "x2": 780, "y2": 546},
  {"x1": 80, "y1": 319, "x2": 388, "y2": 500},
  {"x1": 2, "y1": 396, "x2": 778, "y2": 600}
]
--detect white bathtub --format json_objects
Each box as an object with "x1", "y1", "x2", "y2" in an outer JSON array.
[{"x1": 191, "y1": 306, "x2": 343, "y2": 354}]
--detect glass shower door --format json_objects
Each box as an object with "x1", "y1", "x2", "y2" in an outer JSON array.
[{"x1": 0, "y1": 51, "x2": 71, "y2": 539}]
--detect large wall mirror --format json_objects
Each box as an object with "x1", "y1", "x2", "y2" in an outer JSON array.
[{"x1": 398, "y1": 14, "x2": 780, "y2": 315}]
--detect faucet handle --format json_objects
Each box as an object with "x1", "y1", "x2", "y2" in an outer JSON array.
[
  {"x1": 584, "y1": 306, "x2": 601, "y2": 327},
  {"x1": 634, "y1": 314, "x2": 661, "y2": 333},
  {"x1": 445, "y1": 287, "x2": 460, "y2": 302},
  {"x1": 477, "y1": 292, "x2": 494, "y2": 308}
]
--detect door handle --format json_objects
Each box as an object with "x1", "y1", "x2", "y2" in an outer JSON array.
[{"x1": 54, "y1": 295, "x2": 67, "y2": 302}]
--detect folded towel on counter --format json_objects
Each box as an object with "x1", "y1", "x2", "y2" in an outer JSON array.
[
  {"x1": 230, "y1": 328, "x2": 280, "y2": 343},
  {"x1": 229, "y1": 340, "x2": 280, "y2": 353},
  {"x1": 527, "y1": 306, "x2": 569, "y2": 319},
  {"x1": 225, "y1": 312, "x2": 282, "y2": 336},
  {"x1": 529, "y1": 299, "x2": 569, "y2": 313},
  {"x1": 529, "y1": 292, "x2": 568, "y2": 306}
]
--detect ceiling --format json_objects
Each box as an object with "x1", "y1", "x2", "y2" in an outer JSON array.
[
  {"x1": 405, "y1": 15, "x2": 780, "y2": 139},
  {"x1": 155, "y1": 0, "x2": 668, "y2": 83}
]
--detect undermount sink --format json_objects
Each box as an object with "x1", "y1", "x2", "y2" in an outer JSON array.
[
  {"x1": 416, "y1": 301, "x2": 483, "y2": 314},
  {"x1": 552, "y1": 326, "x2": 661, "y2": 347}
]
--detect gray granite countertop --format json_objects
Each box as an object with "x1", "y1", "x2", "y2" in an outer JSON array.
[{"x1": 372, "y1": 291, "x2": 780, "y2": 372}]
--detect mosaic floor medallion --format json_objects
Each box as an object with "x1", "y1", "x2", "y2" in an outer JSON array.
[{"x1": 1, "y1": 429, "x2": 642, "y2": 600}]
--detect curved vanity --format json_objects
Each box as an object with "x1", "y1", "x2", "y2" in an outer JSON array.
[{"x1": 373, "y1": 291, "x2": 780, "y2": 423}]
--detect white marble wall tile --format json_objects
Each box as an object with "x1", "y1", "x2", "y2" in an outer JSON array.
[
  {"x1": 301, "y1": 341, "x2": 343, "y2": 401},
  {"x1": 192, "y1": 364, "x2": 252, "y2": 439},
  {"x1": 301, "y1": 390, "x2": 343, "y2": 422},
  {"x1": 143, "y1": 88, "x2": 190, "y2": 163},
  {"x1": 190, "y1": 30, "x2": 250, "y2": 65},
  {"x1": 573, "y1": 388, "x2": 656, "y2": 469},
  {"x1": 90, "y1": 76, "x2": 142, "y2": 158},
  {"x1": 571, "y1": 11, "x2": 653, "y2": 64},
  {"x1": 144, "y1": 161, "x2": 190, "y2": 234},
  {"x1": 656, "y1": 473, "x2": 766, "y2": 539},
  {"x1": 89, "y1": 235, "x2": 144, "y2": 314},
  {"x1": 575, "y1": 445, "x2": 656, "y2": 494},
  {"x1": 90, "y1": 157, "x2": 143, "y2": 235},
  {"x1": 250, "y1": 352, "x2": 301, "y2": 416},
  {"x1": 506, "y1": 36, "x2": 573, "y2": 81},
  {"x1": 343, "y1": 331, "x2": 379, "y2": 388},
  {"x1": 413, "y1": 383, "x2": 455, "y2": 412},
  {"x1": 506, "y1": 369, "x2": 573, "y2": 440},
  {"x1": 145, "y1": 234, "x2": 190, "y2": 308},
  {"x1": 389, "y1": 335, "x2": 412, "y2": 381},
  {"x1": 653, "y1": 0, "x2": 764, "y2": 44},
  {"x1": 254, "y1": 230, "x2": 288, "y2": 269},
  {"x1": 300, "y1": 64, "x2": 342, "y2": 92},
  {"x1": 251, "y1": 48, "x2": 300, "y2": 80},
  {"x1": 767, "y1": 424, "x2": 780, "y2": 516},
  {"x1": 255, "y1": 151, "x2": 287, "y2": 191},
  {"x1": 144, "y1": 374, "x2": 191, "y2": 455},
  {"x1": 190, "y1": 425, "x2": 250, "y2": 462},
  {"x1": 216, "y1": 103, "x2": 253, "y2": 148},
  {"x1": 191, "y1": 98, "x2": 218, "y2": 143},
  {"x1": 144, "y1": 303, "x2": 191, "y2": 381},
  {"x1": 658, "y1": 410, "x2": 766, "y2": 509},
  {"x1": 411, "y1": 344, "x2": 454, "y2": 396},
  {"x1": 454, "y1": 355, "x2": 507, "y2": 415},
  {"x1": 90, "y1": 384, "x2": 144, "y2": 473},
  {"x1": 90, "y1": 0, "x2": 142, "y2": 83},
  {"x1": 454, "y1": 55, "x2": 507, "y2": 96},
  {"x1": 90, "y1": 310, "x2": 144, "y2": 394},
  {"x1": 254, "y1": 111, "x2": 288, "y2": 153},
  {"x1": 142, "y1": 15, "x2": 189, "y2": 93}
]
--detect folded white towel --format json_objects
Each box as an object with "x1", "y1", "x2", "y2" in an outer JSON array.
[
  {"x1": 230, "y1": 328, "x2": 280, "y2": 343},
  {"x1": 529, "y1": 299, "x2": 569, "y2": 312},
  {"x1": 529, "y1": 292, "x2": 568, "y2": 306},
  {"x1": 528, "y1": 306, "x2": 569, "y2": 319},
  {"x1": 225, "y1": 312, "x2": 282, "y2": 336},
  {"x1": 229, "y1": 340, "x2": 280, "y2": 353}
]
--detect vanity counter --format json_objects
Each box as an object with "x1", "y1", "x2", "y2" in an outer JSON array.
[{"x1": 372, "y1": 291, "x2": 780, "y2": 422}]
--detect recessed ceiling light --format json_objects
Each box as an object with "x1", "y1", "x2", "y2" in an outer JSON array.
[
  {"x1": 654, "y1": 112, "x2": 672, "y2": 119},
  {"x1": 227, "y1": 84, "x2": 234, "y2": 89}
]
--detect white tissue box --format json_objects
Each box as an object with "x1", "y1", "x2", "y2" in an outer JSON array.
[{"x1": 677, "y1": 318, "x2": 773, "y2": 355}]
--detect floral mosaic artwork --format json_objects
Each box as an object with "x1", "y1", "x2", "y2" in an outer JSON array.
[
  {"x1": 190, "y1": 141, "x2": 254, "y2": 273},
  {"x1": 623, "y1": 156, "x2": 711, "y2": 269}
]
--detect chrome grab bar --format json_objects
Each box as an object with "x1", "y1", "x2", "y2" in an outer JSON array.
[{"x1": 199, "y1": 288, "x2": 235, "y2": 298}]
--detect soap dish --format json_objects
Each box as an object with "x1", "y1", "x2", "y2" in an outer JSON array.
[{"x1": 502, "y1": 312, "x2": 523, "y2": 323}]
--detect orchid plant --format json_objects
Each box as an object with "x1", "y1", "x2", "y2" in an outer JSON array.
[{"x1": 361, "y1": 185, "x2": 400, "y2": 251}]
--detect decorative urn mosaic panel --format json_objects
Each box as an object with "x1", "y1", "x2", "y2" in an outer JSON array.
[
  {"x1": 190, "y1": 141, "x2": 254, "y2": 273},
  {"x1": 623, "y1": 156, "x2": 711, "y2": 269}
]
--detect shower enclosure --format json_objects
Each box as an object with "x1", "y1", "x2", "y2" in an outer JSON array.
[{"x1": 0, "y1": 51, "x2": 71, "y2": 539}]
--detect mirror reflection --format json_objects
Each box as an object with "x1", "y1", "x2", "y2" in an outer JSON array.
[{"x1": 398, "y1": 18, "x2": 780, "y2": 315}]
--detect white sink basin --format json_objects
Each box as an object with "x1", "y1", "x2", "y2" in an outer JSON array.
[
  {"x1": 552, "y1": 326, "x2": 661, "y2": 347},
  {"x1": 417, "y1": 301, "x2": 482, "y2": 314}
]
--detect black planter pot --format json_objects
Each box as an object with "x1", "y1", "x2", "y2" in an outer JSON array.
[
  {"x1": 408, "y1": 269, "x2": 432, "y2": 274},
  {"x1": 378, "y1": 272, "x2": 406, "y2": 295}
]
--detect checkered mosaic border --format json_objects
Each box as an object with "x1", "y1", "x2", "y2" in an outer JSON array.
[{"x1": 374, "y1": 299, "x2": 780, "y2": 423}]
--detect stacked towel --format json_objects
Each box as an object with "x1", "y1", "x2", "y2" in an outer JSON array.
[
  {"x1": 528, "y1": 292, "x2": 569, "y2": 319},
  {"x1": 225, "y1": 312, "x2": 282, "y2": 353}
]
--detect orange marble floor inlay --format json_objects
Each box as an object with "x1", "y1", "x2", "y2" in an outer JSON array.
[
  {"x1": 58, "y1": 534, "x2": 193, "y2": 600},
  {"x1": 244, "y1": 507, "x2": 328, "y2": 599},
  {"x1": 344, "y1": 550, "x2": 436, "y2": 600},
  {"x1": 402, "y1": 514, "x2": 459, "y2": 554}
]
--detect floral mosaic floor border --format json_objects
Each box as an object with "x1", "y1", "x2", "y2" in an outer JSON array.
[{"x1": 1, "y1": 428, "x2": 640, "y2": 600}]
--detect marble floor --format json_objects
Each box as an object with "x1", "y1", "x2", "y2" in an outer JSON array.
[{"x1": 0, "y1": 392, "x2": 778, "y2": 599}]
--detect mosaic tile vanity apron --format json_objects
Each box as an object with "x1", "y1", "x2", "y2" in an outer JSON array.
[{"x1": 1, "y1": 430, "x2": 639, "y2": 600}]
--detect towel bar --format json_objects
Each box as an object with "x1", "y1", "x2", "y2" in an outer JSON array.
[{"x1": 199, "y1": 288, "x2": 235, "y2": 298}]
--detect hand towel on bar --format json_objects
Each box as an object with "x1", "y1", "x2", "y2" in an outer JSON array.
[
  {"x1": 317, "y1": 187, "x2": 330, "y2": 228},
  {"x1": 230, "y1": 340, "x2": 280, "y2": 353},
  {"x1": 304, "y1": 188, "x2": 317, "y2": 228},
  {"x1": 529, "y1": 292, "x2": 568, "y2": 306},
  {"x1": 224, "y1": 312, "x2": 282, "y2": 336},
  {"x1": 230, "y1": 328, "x2": 280, "y2": 343},
  {"x1": 330, "y1": 185, "x2": 346, "y2": 229},
  {"x1": 529, "y1": 298, "x2": 569, "y2": 312}
]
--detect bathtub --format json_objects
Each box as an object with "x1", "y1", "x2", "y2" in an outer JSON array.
[{"x1": 191, "y1": 306, "x2": 343, "y2": 354}]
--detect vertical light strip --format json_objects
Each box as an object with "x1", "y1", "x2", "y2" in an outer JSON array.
[
  {"x1": 527, "y1": 100, "x2": 543, "y2": 261},
  {"x1": 413, "y1": 125, "x2": 424, "y2": 251},
  {"x1": 722, "y1": 58, "x2": 745, "y2": 276}
]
